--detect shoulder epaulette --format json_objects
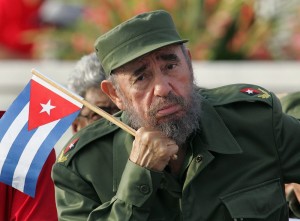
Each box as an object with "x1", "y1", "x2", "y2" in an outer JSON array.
[
  {"x1": 200, "y1": 84, "x2": 273, "y2": 106},
  {"x1": 57, "y1": 113, "x2": 121, "y2": 165}
]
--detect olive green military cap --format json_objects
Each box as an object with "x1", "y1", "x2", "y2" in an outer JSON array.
[
  {"x1": 281, "y1": 92, "x2": 300, "y2": 119},
  {"x1": 94, "y1": 10, "x2": 188, "y2": 76}
]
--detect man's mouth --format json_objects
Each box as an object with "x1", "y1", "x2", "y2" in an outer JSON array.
[{"x1": 156, "y1": 104, "x2": 183, "y2": 118}]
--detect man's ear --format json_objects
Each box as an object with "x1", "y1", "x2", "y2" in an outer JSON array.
[
  {"x1": 187, "y1": 49, "x2": 192, "y2": 59},
  {"x1": 101, "y1": 80, "x2": 124, "y2": 110},
  {"x1": 71, "y1": 120, "x2": 79, "y2": 134}
]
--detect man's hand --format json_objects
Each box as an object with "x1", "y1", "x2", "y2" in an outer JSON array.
[
  {"x1": 286, "y1": 183, "x2": 300, "y2": 202},
  {"x1": 130, "y1": 127, "x2": 179, "y2": 171},
  {"x1": 286, "y1": 183, "x2": 300, "y2": 218}
]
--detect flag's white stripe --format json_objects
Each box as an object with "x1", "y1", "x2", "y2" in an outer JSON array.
[
  {"x1": 12, "y1": 119, "x2": 59, "y2": 191},
  {"x1": 32, "y1": 74, "x2": 83, "y2": 107},
  {"x1": 0, "y1": 103, "x2": 29, "y2": 172}
]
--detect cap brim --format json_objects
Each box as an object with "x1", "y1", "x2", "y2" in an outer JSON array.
[{"x1": 110, "y1": 39, "x2": 188, "y2": 74}]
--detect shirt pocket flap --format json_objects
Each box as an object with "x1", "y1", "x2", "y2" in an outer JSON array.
[{"x1": 220, "y1": 179, "x2": 286, "y2": 219}]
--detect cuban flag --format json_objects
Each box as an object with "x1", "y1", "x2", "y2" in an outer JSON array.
[{"x1": 0, "y1": 73, "x2": 83, "y2": 197}]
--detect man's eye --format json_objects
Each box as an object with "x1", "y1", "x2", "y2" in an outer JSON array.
[
  {"x1": 132, "y1": 72, "x2": 153, "y2": 88},
  {"x1": 133, "y1": 73, "x2": 148, "y2": 84},
  {"x1": 166, "y1": 64, "x2": 177, "y2": 70},
  {"x1": 136, "y1": 75, "x2": 145, "y2": 81}
]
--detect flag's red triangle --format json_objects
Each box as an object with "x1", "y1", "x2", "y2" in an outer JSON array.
[{"x1": 28, "y1": 79, "x2": 81, "y2": 130}]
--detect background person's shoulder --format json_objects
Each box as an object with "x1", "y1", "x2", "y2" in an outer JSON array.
[{"x1": 280, "y1": 92, "x2": 300, "y2": 119}]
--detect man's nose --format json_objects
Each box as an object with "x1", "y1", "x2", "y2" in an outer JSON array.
[{"x1": 153, "y1": 74, "x2": 172, "y2": 97}]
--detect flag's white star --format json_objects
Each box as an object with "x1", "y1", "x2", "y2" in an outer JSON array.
[
  {"x1": 245, "y1": 89, "x2": 254, "y2": 94},
  {"x1": 40, "y1": 100, "x2": 56, "y2": 115}
]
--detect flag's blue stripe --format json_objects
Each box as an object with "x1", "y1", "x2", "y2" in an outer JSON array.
[
  {"x1": 0, "y1": 83, "x2": 30, "y2": 141},
  {"x1": 24, "y1": 110, "x2": 80, "y2": 196},
  {"x1": 0, "y1": 122, "x2": 36, "y2": 186}
]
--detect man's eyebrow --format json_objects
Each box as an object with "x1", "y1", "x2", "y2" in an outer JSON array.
[
  {"x1": 157, "y1": 53, "x2": 179, "y2": 61},
  {"x1": 133, "y1": 64, "x2": 148, "y2": 76}
]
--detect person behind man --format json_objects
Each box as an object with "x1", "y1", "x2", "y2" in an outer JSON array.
[
  {"x1": 280, "y1": 92, "x2": 300, "y2": 219},
  {"x1": 53, "y1": 10, "x2": 300, "y2": 221},
  {"x1": 281, "y1": 91, "x2": 300, "y2": 120},
  {"x1": 0, "y1": 110, "x2": 58, "y2": 221},
  {"x1": 67, "y1": 52, "x2": 119, "y2": 134}
]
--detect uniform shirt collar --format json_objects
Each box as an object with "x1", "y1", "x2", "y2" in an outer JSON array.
[{"x1": 199, "y1": 98, "x2": 243, "y2": 154}]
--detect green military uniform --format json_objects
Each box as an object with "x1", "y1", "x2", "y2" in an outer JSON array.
[{"x1": 52, "y1": 84, "x2": 300, "y2": 221}]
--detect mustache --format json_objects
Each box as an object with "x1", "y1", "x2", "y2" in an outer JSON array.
[{"x1": 148, "y1": 92, "x2": 187, "y2": 117}]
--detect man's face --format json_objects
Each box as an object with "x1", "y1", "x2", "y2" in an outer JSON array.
[
  {"x1": 72, "y1": 87, "x2": 119, "y2": 133},
  {"x1": 111, "y1": 44, "x2": 201, "y2": 144}
]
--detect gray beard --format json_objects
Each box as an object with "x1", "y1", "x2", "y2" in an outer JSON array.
[{"x1": 122, "y1": 85, "x2": 202, "y2": 145}]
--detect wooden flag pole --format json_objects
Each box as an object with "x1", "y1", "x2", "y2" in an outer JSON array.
[
  {"x1": 31, "y1": 69, "x2": 136, "y2": 137},
  {"x1": 31, "y1": 69, "x2": 178, "y2": 160}
]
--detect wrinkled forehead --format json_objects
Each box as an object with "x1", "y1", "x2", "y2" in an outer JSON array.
[{"x1": 114, "y1": 44, "x2": 182, "y2": 73}]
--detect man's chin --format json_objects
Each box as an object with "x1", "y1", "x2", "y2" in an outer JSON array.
[{"x1": 155, "y1": 113, "x2": 184, "y2": 125}]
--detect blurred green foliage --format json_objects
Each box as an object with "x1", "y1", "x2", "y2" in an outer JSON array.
[{"x1": 34, "y1": 0, "x2": 300, "y2": 60}]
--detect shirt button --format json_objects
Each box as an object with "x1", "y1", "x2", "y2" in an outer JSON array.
[
  {"x1": 159, "y1": 179, "x2": 166, "y2": 189},
  {"x1": 196, "y1": 154, "x2": 203, "y2": 163},
  {"x1": 139, "y1": 185, "x2": 150, "y2": 194}
]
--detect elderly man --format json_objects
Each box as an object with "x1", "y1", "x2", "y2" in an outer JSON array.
[{"x1": 53, "y1": 10, "x2": 300, "y2": 221}]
